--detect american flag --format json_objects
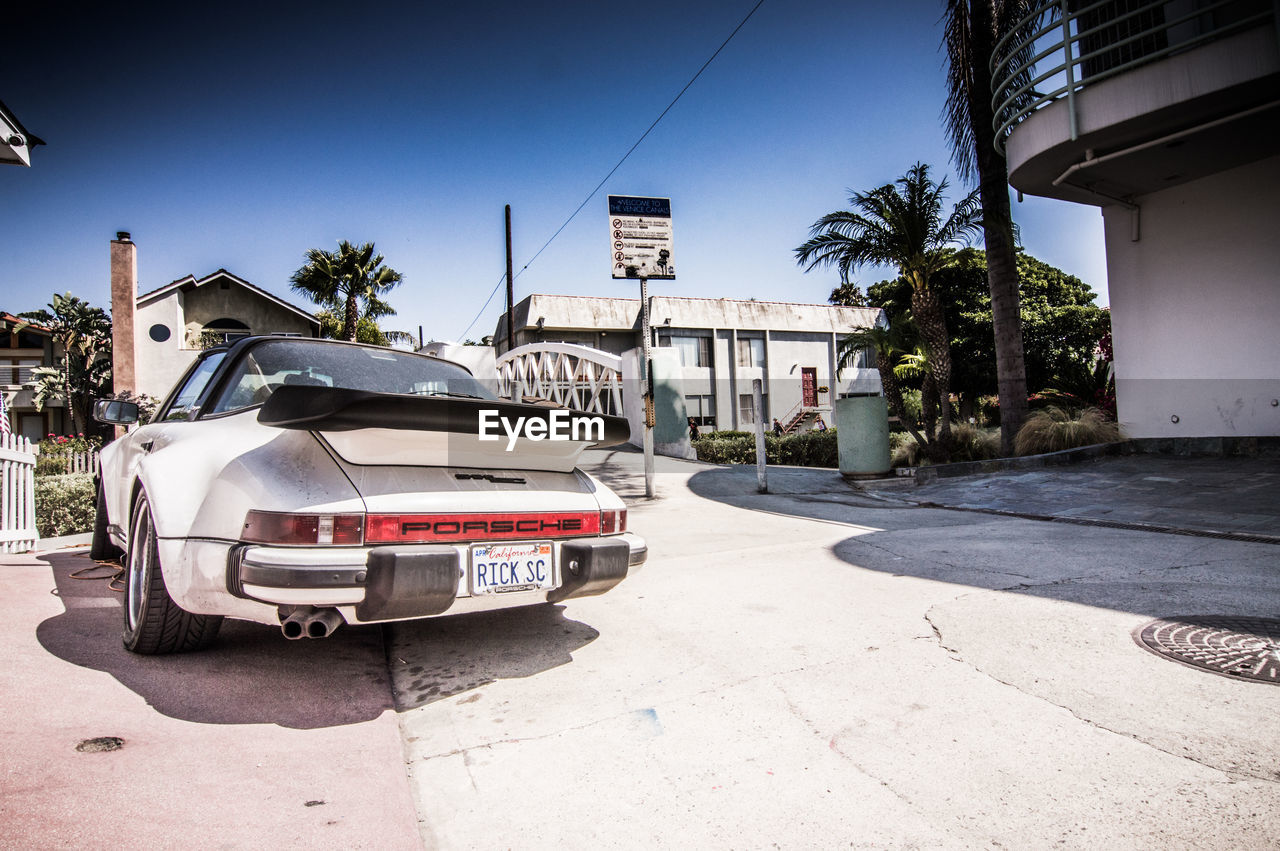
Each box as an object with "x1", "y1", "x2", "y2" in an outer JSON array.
[{"x1": 0, "y1": 392, "x2": 10, "y2": 440}]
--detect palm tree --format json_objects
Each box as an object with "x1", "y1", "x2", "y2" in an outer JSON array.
[
  {"x1": 943, "y1": 0, "x2": 1036, "y2": 454},
  {"x1": 797, "y1": 163, "x2": 981, "y2": 444},
  {"x1": 20, "y1": 293, "x2": 112, "y2": 435},
  {"x1": 290, "y1": 241, "x2": 404, "y2": 342}
]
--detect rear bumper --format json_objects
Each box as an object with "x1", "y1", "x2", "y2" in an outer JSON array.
[{"x1": 229, "y1": 532, "x2": 645, "y2": 621}]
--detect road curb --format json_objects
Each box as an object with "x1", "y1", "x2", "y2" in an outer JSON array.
[{"x1": 910, "y1": 435, "x2": 1280, "y2": 485}]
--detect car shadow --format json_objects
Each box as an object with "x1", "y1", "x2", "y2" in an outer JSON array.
[
  {"x1": 685, "y1": 466, "x2": 1280, "y2": 621},
  {"x1": 36, "y1": 551, "x2": 395, "y2": 729},
  {"x1": 384, "y1": 604, "x2": 599, "y2": 711},
  {"x1": 35, "y1": 549, "x2": 601, "y2": 727}
]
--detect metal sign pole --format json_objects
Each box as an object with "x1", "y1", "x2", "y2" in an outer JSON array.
[
  {"x1": 753, "y1": 378, "x2": 768, "y2": 493},
  {"x1": 640, "y1": 276, "x2": 655, "y2": 499}
]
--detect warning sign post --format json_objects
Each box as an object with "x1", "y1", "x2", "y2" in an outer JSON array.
[{"x1": 607, "y1": 195, "x2": 676, "y2": 499}]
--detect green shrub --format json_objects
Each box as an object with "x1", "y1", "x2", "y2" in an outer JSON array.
[
  {"x1": 35, "y1": 473, "x2": 96, "y2": 538},
  {"x1": 891, "y1": 424, "x2": 1000, "y2": 467},
  {"x1": 692, "y1": 428, "x2": 838, "y2": 468},
  {"x1": 773, "y1": 429, "x2": 838, "y2": 467},
  {"x1": 891, "y1": 432, "x2": 923, "y2": 467},
  {"x1": 1014, "y1": 406, "x2": 1122, "y2": 456},
  {"x1": 947, "y1": 423, "x2": 1001, "y2": 463}
]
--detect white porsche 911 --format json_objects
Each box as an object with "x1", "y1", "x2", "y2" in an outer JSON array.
[{"x1": 92, "y1": 337, "x2": 645, "y2": 654}]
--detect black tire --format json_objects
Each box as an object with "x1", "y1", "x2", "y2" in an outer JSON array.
[
  {"x1": 122, "y1": 491, "x2": 223, "y2": 655},
  {"x1": 89, "y1": 481, "x2": 123, "y2": 562}
]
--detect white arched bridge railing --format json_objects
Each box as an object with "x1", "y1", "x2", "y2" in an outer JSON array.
[{"x1": 495, "y1": 342, "x2": 625, "y2": 417}]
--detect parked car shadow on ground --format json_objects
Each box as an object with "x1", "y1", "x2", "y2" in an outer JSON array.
[
  {"x1": 385, "y1": 604, "x2": 599, "y2": 711},
  {"x1": 36, "y1": 550, "x2": 599, "y2": 727}
]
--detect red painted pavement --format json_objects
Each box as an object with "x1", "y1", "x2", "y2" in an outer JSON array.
[{"x1": 0, "y1": 548, "x2": 423, "y2": 849}]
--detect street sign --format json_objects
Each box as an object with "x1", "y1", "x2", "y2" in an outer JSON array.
[{"x1": 608, "y1": 195, "x2": 675, "y2": 280}]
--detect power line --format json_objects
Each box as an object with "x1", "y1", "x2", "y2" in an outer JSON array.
[{"x1": 457, "y1": 0, "x2": 767, "y2": 340}]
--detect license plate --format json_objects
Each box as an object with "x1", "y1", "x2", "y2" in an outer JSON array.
[{"x1": 470, "y1": 542, "x2": 555, "y2": 595}]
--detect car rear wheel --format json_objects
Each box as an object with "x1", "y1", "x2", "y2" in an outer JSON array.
[
  {"x1": 122, "y1": 492, "x2": 223, "y2": 655},
  {"x1": 89, "y1": 480, "x2": 123, "y2": 562}
]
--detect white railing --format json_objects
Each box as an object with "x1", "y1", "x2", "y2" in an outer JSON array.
[
  {"x1": 496, "y1": 343, "x2": 625, "y2": 416},
  {"x1": 0, "y1": 434, "x2": 37, "y2": 553}
]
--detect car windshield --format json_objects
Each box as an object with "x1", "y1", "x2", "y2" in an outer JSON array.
[{"x1": 207, "y1": 339, "x2": 499, "y2": 416}]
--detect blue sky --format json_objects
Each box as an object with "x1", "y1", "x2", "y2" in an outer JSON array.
[{"x1": 2, "y1": 0, "x2": 1108, "y2": 342}]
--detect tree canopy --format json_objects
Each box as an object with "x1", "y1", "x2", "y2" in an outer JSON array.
[
  {"x1": 290, "y1": 241, "x2": 404, "y2": 342},
  {"x1": 18, "y1": 293, "x2": 113, "y2": 435},
  {"x1": 832, "y1": 249, "x2": 1110, "y2": 413}
]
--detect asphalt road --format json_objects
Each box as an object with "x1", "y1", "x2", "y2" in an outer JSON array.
[{"x1": 5, "y1": 450, "x2": 1278, "y2": 848}]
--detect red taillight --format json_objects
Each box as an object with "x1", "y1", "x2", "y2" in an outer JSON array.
[
  {"x1": 365, "y1": 512, "x2": 600, "y2": 543},
  {"x1": 599, "y1": 509, "x2": 627, "y2": 534},
  {"x1": 242, "y1": 511, "x2": 364, "y2": 546}
]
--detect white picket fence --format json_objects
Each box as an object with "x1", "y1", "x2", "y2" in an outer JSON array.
[
  {"x1": 50, "y1": 447, "x2": 99, "y2": 474},
  {"x1": 0, "y1": 434, "x2": 37, "y2": 554}
]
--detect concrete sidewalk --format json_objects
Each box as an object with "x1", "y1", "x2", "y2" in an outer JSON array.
[
  {"x1": 860, "y1": 454, "x2": 1280, "y2": 542},
  {"x1": 0, "y1": 548, "x2": 421, "y2": 850},
  {"x1": 386, "y1": 449, "x2": 1280, "y2": 848}
]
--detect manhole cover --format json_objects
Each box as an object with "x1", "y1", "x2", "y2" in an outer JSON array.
[{"x1": 1134, "y1": 616, "x2": 1280, "y2": 684}]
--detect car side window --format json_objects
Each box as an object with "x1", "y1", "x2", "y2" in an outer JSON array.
[{"x1": 161, "y1": 352, "x2": 226, "y2": 421}]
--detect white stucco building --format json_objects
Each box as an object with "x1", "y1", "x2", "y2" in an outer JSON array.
[
  {"x1": 995, "y1": 0, "x2": 1280, "y2": 438},
  {"x1": 494, "y1": 294, "x2": 883, "y2": 433}
]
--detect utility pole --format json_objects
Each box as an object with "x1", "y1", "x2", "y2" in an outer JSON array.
[{"x1": 505, "y1": 205, "x2": 515, "y2": 352}]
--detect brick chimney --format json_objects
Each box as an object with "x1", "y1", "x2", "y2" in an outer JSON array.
[{"x1": 110, "y1": 232, "x2": 137, "y2": 396}]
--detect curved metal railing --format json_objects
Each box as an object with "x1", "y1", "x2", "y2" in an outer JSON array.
[
  {"x1": 495, "y1": 342, "x2": 625, "y2": 416},
  {"x1": 991, "y1": 0, "x2": 1276, "y2": 152}
]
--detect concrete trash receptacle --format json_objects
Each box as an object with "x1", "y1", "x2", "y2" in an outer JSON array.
[{"x1": 835, "y1": 396, "x2": 891, "y2": 478}]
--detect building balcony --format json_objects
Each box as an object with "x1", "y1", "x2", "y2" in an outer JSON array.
[{"x1": 992, "y1": 0, "x2": 1280, "y2": 205}]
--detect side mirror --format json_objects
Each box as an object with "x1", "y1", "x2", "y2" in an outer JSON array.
[{"x1": 93, "y1": 398, "x2": 140, "y2": 425}]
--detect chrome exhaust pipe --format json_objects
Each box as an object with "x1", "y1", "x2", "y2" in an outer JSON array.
[
  {"x1": 280, "y1": 606, "x2": 314, "y2": 640},
  {"x1": 304, "y1": 607, "x2": 344, "y2": 639}
]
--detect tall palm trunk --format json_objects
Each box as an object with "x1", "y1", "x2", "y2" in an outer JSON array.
[
  {"x1": 921, "y1": 372, "x2": 939, "y2": 437},
  {"x1": 910, "y1": 286, "x2": 953, "y2": 441},
  {"x1": 343, "y1": 293, "x2": 360, "y2": 342},
  {"x1": 61, "y1": 349, "x2": 80, "y2": 434},
  {"x1": 979, "y1": 164, "x2": 1028, "y2": 453},
  {"x1": 945, "y1": 0, "x2": 1030, "y2": 455}
]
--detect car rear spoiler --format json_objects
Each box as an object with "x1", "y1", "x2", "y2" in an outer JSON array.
[{"x1": 257, "y1": 386, "x2": 631, "y2": 447}]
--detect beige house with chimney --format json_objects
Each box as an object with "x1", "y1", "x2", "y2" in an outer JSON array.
[{"x1": 133, "y1": 269, "x2": 320, "y2": 398}]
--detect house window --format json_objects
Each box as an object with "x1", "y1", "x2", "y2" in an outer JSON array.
[
  {"x1": 660, "y1": 333, "x2": 711, "y2": 368},
  {"x1": 738, "y1": 393, "x2": 756, "y2": 425},
  {"x1": 686, "y1": 394, "x2": 716, "y2": 428},
  {"x1": 201, "y1": 318, "x2": 250, "y2": 345},
  {"x1": 736, "y1": 337, "x2": 764, "y2": 368},
  {"x1": 2, "y1": 358, "x2": 41, "y2": 386}
]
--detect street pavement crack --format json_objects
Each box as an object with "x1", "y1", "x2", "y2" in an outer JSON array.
[
  {"x1": 921, "y1": 607, "x2": 1278, "y2": 785},
  {"x1": 773, "y1": 683, "x2": 985, "y2": 848}
]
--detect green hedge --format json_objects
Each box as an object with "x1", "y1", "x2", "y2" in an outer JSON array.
[
  {"x1": 35, "y1": 473, "x2": 96, "y2": 538},
  {"x1": 692, "y1": 429, "x2": 838, "y2": 468}
]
